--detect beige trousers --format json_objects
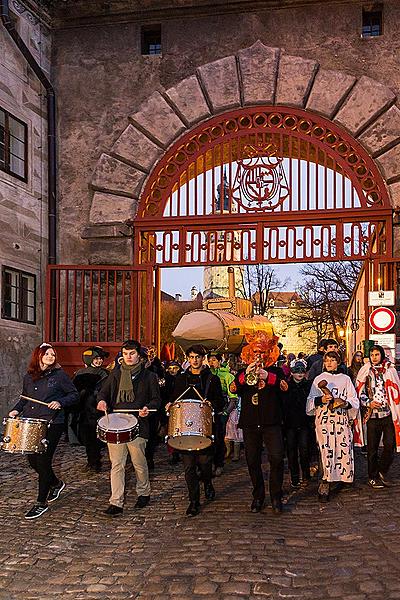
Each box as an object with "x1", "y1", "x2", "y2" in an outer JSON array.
[{"x1": 107, "y1": 436, "x2": 150, "y2": 507}]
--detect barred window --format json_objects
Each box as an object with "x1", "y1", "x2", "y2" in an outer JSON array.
[
  {"x1": 141, "y1": 25, "x2": 162, "y2": 55},
  {"x1": 2, "y1": 266, "x2": 36, "y2": 324},
  {"x1": 0, "y1": 108, "x2": 28, "y2": 181},
  {"x1": 362, "y1": 8, "x2": 383, "y2": 37}
]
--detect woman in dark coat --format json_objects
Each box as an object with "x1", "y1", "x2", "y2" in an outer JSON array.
[{"x1": 9, "y1": 343, "x2": 79, "y2": 520}]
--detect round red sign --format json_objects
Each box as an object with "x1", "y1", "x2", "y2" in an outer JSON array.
[{"x1": 369, "y1": 307, "x2": 396, "y2": 333}]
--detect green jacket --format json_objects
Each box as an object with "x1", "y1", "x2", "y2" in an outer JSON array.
[{"x1": 210, "y1": 366, "x2": 237, "y2": 399}]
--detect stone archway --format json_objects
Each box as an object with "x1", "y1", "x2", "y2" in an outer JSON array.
[{"x1": 87, "y1": 40, "x2": 400, "y2": 231}]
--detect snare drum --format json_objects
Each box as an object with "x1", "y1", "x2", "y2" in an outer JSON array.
[
  {"x1": 167, "y1": 398, "x2": 213, "y2": 451},
  {"x1": 97, "y1": 413, "x2": 139, "y2": 444},
  {"x1": 1, "y1": 417, "x2": 48, "y2": 454}
]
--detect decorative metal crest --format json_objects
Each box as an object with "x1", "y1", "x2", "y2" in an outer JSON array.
[{"x1": 231, "y1": 143, "x2": 290, "y2": 211}]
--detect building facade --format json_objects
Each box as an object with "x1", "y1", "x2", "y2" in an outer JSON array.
[{"x1": 0, "y1": 1, "x2": 51, "y2": 415}]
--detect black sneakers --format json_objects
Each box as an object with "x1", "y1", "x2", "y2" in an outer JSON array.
[
  {"x1": 25, "y1": 504, "x2": 49, "y2": 520},
  {"x1": 379, "y1": 472, "x2": 393, "y2": 487},
  {"x1": 47, "y1": 480, "x2": 65, "y2": 503},
  {"x1": 368, "y1": 478, "x2": 385, "y2": 489},
  {"x1": 251, "y1": 498, "x2": 264, "y2": 513},
  {"x1": 204, "y1": 483, "x2": 216, "y2": 500},
  {"x1": 134, "y1": 495, "x2": 150, "y2": 509},
  {"x1": 186, "y1": 501, "x2": 200, "y2": 516},
  {"x1": 104, "y1": 504, "x2": 123, "y2": 516}
]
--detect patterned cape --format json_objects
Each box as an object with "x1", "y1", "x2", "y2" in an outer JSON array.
[{"x1": 356, "y1": 361, "x2": 400, "y2": 452}]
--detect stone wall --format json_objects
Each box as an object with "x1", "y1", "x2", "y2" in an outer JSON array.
[
  {"x1": 52, "y1": 0, "x2": 400, "y2": 264},
  {"x1": 0, "y1": 2, "x2": 51, "y2": 415}
]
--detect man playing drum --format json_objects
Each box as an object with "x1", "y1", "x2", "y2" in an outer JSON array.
[
  {"x1": 97, "y1": 339, "x2": 161, "y2": 516},
  {"x1": 168, "y1": 345, "x2": 224, "y2": 517}
]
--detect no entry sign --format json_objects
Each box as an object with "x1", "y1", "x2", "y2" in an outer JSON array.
[{"x1": 369, "y1": 307, "x2": 396, "y2": 333}]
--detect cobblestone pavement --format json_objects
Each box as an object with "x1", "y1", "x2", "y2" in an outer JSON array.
[{"x1": 0, "y1": 440, "x2": 399, "y2": 600}]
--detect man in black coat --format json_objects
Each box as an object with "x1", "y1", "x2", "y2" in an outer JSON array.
[
  {"x1": 168, "y1": 345, "x2": 224, "y2": 517},
  {"x1": 235, "y1": 358, "x2": 287, "y2": 514},
  {"x1": 97, "y1": 339, "x2": 161, "y2": 516},
  {"x1": 73, "y1": 346, "x2": 109, "y2": 472}
]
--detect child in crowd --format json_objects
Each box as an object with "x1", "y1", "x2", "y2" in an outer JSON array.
[{"x1": 282, "y1": 359, "x2": 312, "y2": 488}]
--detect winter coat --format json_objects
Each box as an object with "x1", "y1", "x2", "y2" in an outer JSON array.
[
  {"x1": 73, "y1": 367, "x2": 109, "y2": 426},
  {"x1": 96, "y1": 365, "x2": 161, "y2": 439},
  {"x1": 171, "y1": 366, "x2": 225, "y2": 413},
  {"x1": 235, "y1": 366, "x2": 285, "y2": 428},
  {"x1": 13, "y1": 364, "x2": 79, "y2": 425},
  {"x1": 282, "y1": 378, "x2": 313, "y2": 429}
]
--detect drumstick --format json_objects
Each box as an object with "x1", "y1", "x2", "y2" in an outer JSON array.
[
  {"x1": 113, "y1": 409, "x2": 158, "y2": 413},
  {"x1": 19, "y1": 394, "x2": 56, "y2": 407}
]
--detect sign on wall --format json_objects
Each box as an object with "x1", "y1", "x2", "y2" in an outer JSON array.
[
  {"x1": 369, "y1": 307, "x2": 396, "y2": 333},
  {"x1": 368, "y1": 290, "x2": 395, "y2": 307}
]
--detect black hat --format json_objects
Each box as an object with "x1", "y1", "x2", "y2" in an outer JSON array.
[{"x1": 82, "y1": 346, "x2": 109, "y2": 367}]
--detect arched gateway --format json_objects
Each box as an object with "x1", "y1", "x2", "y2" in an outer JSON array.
[
  {"x1": 134, "y1": 106, "x2": 391, "y2": 267},
  {"x1": 49, "y1": 42, "x2": 399, "y2": 361}
]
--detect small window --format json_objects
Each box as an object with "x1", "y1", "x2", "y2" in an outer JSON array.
[
  {"x1": 362, "y1": 7, "x2": 383, "y2": 37},
  {"x1": 0, "y1": 108, "x2": 28, "y2": 181},
  {"x1": 141, "y1": 25, "x2": 162, "y2": 55},
  {"x1": 1, "y1": 266, "x2": 36, "y2": 324}
]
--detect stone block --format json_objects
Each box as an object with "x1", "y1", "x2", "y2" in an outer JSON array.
[
  {"x1": 335, "y1": 76, "x2": 395, "y2": 135},
  {"x1": 358, "y1": 105, "x2": 400, "y2": 156},
  {"x1": 376, "y1": 143, "x2": 400, "y2": 181},
  {"x1": 387, "y1": 181, "x2": 400, "y2": 209},
  {"x1": 237, "y1": 41, "x2": 279, "y2": 105},
  {"x1": 111, "y1": 124, "x2": 162, "y2": 172},
  {"x1": 89, "y1": 192, "x2": 137, "y2": 224},
  {"x1": 306, "y1": 69, "x2": 356, "y2": 118},
  {"x1": 91, "y1": 153, "x2": 145, "y2": 196},
  {"x1": 130, "y1": 91, "x2": 185, "y2": 148},
  {"x1": 165, "y1": 75, "x2": 211, "y2": 125},
  {"x1": 197, "y1": 55, "x2": 241, "y2": 113},
  {"x1": 275, "y1": 54, "x2": 318, "y2": 107}
]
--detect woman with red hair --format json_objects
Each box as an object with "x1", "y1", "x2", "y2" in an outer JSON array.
[{"x1": 9, "y1": 343, "x2": 78, "y2": 519}]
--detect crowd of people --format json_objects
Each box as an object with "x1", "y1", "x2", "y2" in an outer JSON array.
[{"x1": 6, "y1": 336, "x2": 400, "y2": 519}]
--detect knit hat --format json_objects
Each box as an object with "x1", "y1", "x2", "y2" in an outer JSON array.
[
  {"x1": 290, "y1": 359, "x2": 307, "y2": 373},
  {"x1": 82, "y1": 346, "x2": 109, "y2": 367}
]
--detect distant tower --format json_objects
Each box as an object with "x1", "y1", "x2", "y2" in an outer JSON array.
[
  {"x1": 203, "y1": 169, "x2": 245, "y2": 298},
  {"x1": 190, "y1": 285, "x2": 198, "y2": 300}
]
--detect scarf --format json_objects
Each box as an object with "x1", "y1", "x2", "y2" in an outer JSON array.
[
  {"x1": 356, "y1": 360, "x2": 400, "y2": 451},
  {"x1": 116, "y1": 362, "x2": 142, "y2": 404}
]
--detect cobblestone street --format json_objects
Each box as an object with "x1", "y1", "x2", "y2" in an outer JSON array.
[{"x1": 0, "y1": 442, "x2": 399, "y2": 600}]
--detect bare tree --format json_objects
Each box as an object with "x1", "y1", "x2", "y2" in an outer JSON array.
[
  {"x1": 290, "y1": 261, "x2": 361, "y2": 340},
  {"x1": 241, "y1": 264, "x2": 288, "y2": 315}
]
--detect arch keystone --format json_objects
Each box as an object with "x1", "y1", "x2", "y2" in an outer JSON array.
[
  {"x1": 275, "y1": 54, "x2": 318, "y2": 107},
  {"x1": 306, "y1": 69, "x2": 356, "y2": 118},
  {"x1": 237, "y1": 41, "x2": 279, "y2": 106},
  {"x1": 91, "y1": 153, "x2": 145, "y2": 196},
  {"x1": 165, "y1": 75, "x2": 211, "y2": 126},
  {"x1": 111, "y1": 124, "x2": 162, "y2": 172},
  {"x1": 130, "y1": 91, "x2": 186, "y2": 148},
  {"x1": 197, "y1": 55, "x2": 241, "y2": 113},
  {"x1": 335, "y1": 76, "x2": 395, "y2": 136}
]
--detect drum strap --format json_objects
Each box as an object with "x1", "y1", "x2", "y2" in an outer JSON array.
[{"x1": 204, "y1": 373, "x2": 213, "y2": 401}]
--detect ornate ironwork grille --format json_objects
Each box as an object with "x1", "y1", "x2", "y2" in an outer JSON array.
[{"x1": 135, "y1": 107, "x2": 392, "y2": 266}]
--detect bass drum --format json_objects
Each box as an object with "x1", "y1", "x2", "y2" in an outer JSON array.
[{"x1": 167, "y1": 399, "x2": 213, "y2": 451}]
